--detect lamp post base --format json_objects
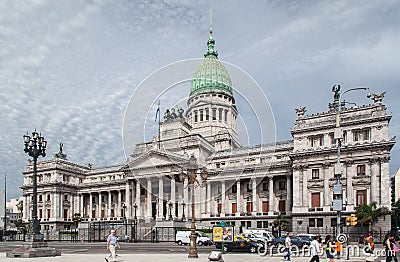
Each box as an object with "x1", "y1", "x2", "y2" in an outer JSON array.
[
  {"x1": 188, "y1": 231, "x2": 198, "y2": 258},
  {"x1": 6, "y1": 240, "x2": 61, "y2": 258}
]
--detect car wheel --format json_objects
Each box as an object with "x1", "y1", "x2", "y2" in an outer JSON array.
[
  {"x1": 223, "y1": 246, "x2": 229, "y2": 252},
  {"x1": 250, "y1": 246, "x2": 257, "y2": 253},
  {"x1": 177, "y1": 240, "x2": 182, "y2": 245},
  {"x1": 198, "y1": 241, "x2": 203, "y2": 246}
]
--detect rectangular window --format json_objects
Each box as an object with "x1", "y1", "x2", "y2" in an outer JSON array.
[
  {"x1": 199, "y1": 110, "x2": 203, "y2": 121},
  {"x1": 262, "y1": 183, "x2": 267, "y2": 191},
  {"x1": 357, "y1": 165, "x2": 366, "y2": 176},
  {"x1": 217, "y1": 204, "x2": 222, "y2": 215},
  {"x1": 257, "y1": 221, "x2": 262, "y2": 228},
  {"x1": 47, "y1": 209, "x2": 51, "y2": 219},
  {"x1": 262, "y1": 201, "x2": 269, "y2": 213},
  {"x1": 212, "y1": 109, "x2": 216, "y2": 120},
  {"x1": 311, "y1": 192, "x2": 321, "y2": 208},
  {"x1": 39, "y1": 209, "x2": 43, "y2": 219},
  {"x1": 247, "y1": 221, "x2": 252, "y2": 228},
  {"x1": 38, "y1": 195, "x2": 42, "y2": 202},
  {"x1": 331, "y1": 218, "x2": 337, "y2": 227},
  {"x1": 309, "y1": 218, "x2": 316, "y2": 227},
  {"x1": 363, "y1": 129, "x2": 370, "y2": 140},
  {"x1": 218, "y1": 108, "x2": 223, "y2": 121},
  {"x1": 330, "y1": 133, "x2": 335, "y2": 145},
  {"x1": 246, "y1": 183, "x2": 252, "y2": 192},
  {"x1": 278, "y1": 200, "x2": 286, "y2": 212},
  {"x1": 64, "y1": 209, "x2": 68, "y2": 219},
  {"x1": 232, "y1": 185, "x2": 237, "y2": 193},
  {"x1": 312, "y1": 169, "x2": 319, "y2": 179},
  {"x1": 319, "y1": 135, "x2": 324, "y2": 146},
  {"x1": 247, "y1": 202, "x2": 253, "y2": 213},
  {"x1": 205, "y1": 108, "x2": 209, "y2": 120},
  {"x1": 224, "y1": 110, "x2": 228, "y2": 122},
  {"x1": 194, "y1": 111, "x2": 198, "y2": 122},
  {"x1": 263, "y1": 221, "x2": 269, "y2": 228},
  {"x1": 279, "y1": 181, "x2": 286, "y2": 190},
  {"x1": 353, "y1": 130, "x2": 360, "y2": 141},
  {"x1": 232, "y1": 203, "x2": 237, "y2": 214},
  {"x1": 356, "y1": 190, "x2": 367, "y2": 206},
  {"x1": 317, "y1": 218, "x2": 323, "y2": 227}
]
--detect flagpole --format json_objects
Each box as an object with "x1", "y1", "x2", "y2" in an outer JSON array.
[{"x1": 158, "y1": 101, "x2": 161, "y2": 150}]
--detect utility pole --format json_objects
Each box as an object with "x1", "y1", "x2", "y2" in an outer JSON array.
[{"x1": 3, "y1": 174, "x2": 6, "y2": 233}]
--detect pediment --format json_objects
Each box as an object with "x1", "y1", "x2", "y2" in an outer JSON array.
[{"x1": 127, "y1": 150, "x2": 188, "y2": 170}]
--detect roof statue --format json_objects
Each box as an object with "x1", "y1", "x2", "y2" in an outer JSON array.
[
  {"x1": 54, "y1": 142, "x2": 67, "y2": 160},
  {"x1": 295, "y1": 106, "x2": 307, "y2": 117},
  {"x1": 371, "y1": 91, "x2": 386, "y2": 104},
  {"x1": 164, "y1": 107, "x2": 185, "y2": 121}
]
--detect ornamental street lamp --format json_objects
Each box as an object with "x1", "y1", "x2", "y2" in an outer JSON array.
[
  {"x1": 179, "y1": 154, "x2": 208, "y2": 258},
  {"x1": 122, "y1": 203, "x2": 127, "y2": 238},
  {"x1": 331, "y1": 85, "x2": 371, "y2": 238},
  {"x1": 23, "y1": 130, "x2": 47, "y2": 239},
  {"x1": 168, "y1": 201, "x2": 173, "y2": 221},
  {"x1": 133, "y1": 202, "x2": 137, "y2": 243},
  {"x1": 181, "y1": 200, "x2": 186, "y2": 221}
]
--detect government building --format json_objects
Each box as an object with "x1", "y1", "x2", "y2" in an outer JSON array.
[{"x1": 20, "y1": 28, "x2": 395, "y2": 239}]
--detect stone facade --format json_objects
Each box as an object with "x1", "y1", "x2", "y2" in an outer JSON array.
[{"x1": 20, "y1": 32, "x2": 395, "y2": 235}]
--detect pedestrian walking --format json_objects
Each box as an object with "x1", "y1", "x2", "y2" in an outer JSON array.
[
  {"x1": 364, "y1": 232, "x2": 375, "y2": 254},
  {"x1": 309, "y1": 235, "x2": 320, "y2": 262},
  {"x1": 105, "y1": 229, "x2": 120, "y2": 262},
  {"x1": 283, "y1": 232, "x2": 291, "y2": 261},
  {"x1": 384, "y1": 233, "x2": 399, "y2": 262},
  {"x1": 324, "y1": 235, "x2": 334, "y2": 262}
]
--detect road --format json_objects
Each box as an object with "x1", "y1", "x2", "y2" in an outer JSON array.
[{"x1": 0, "y1": 242, "x2": 215, "y2": 254}]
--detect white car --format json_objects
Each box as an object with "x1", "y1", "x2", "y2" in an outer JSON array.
[{"x1": 175, "y1": 231, "x2": 212, "y2": 246}]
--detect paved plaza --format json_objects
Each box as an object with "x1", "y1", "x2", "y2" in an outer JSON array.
[{"x1": 0, "y1": 252, "x2": 385, "y2": 262}]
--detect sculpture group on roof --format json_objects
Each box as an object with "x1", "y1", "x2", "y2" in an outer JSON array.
[{"x1": 164, "y1": 107, "x2": 184, "y2": 121}]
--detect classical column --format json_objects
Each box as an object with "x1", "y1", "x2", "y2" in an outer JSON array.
[
  {"x1": 268, "y1": 176, "x2": 274, "y2": 215},
  {"x1": 125, "y1": 182, "x2": 131, "y2": 218},
  {"x1": 136, "y1": 180, "x2": 141, "y2": 218},
  {"x1": 345, "y1": 160, "x2": 354, "y2": 208},
  {"x1": 23, "y1": 195, "x2": 27, "y2": 220},
  {"x1": 221, "y1": 180, "x2": 226, "y2": 215},
  {"x1": 323, "y1": 162, "x2": 331, "y2": 207},
  {"x1": 147, "y1": 179, "x2": 152, "y2": 218},
  {"x1": 206, "y1": 182, "x2": 211, "y2": 214},
  {"x1": 98, "y1": 192, "x2": 102, "y2": 218},
  {"x1": 286, "y1": 174, "x2": 292, "y2": 214},
  {"x1": 236, "y1": 180, "x2": 241, "y2": 215},
  {"x1": 89, "y1": 193, "x2": 93, "y2": 219},
  {"x1": 369, "y1": 158, "x2": 377, "y2": 203},
  {"x1": 158, "y1": 177, "x2": 164, "y2": 219},
  {"x1": 381, "y1": 157, "x2": 390, "y2": 206},
  {"x1": 302, "y1": 168, "x2": 308, "y2": 207},
  {"x1": 117, "y1": 190, "x2": 122, "y2": 218},
  {"x1": 252, "y1": 178, "x2": 257, "y2": 213},
  {"x1": 292, "y1": 166, "x2": 301, "y2": 208},
  {"x1": 171, "y1": 177, "x2": 176, "y2": 218},
  {"x1": 106, "y1": 191, "x2": 111, "y2": 218},
  {"x1": 53, "y1": 192, "x2": 59, "y2": 220}
]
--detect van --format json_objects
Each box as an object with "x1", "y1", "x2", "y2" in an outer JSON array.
[
  {"x1": 175, "y1": 231, "x2": 212, "y2": 246},
  {"x1": 244, "y1": 229, "x2": 274, "y2": 242}
]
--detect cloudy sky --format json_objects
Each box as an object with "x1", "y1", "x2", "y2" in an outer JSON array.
[{"x1": 1, "y1": 0, "x2": 399, "y2": 200}]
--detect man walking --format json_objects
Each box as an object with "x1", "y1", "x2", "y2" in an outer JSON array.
[
  {"x1": 310, "y1": 235, "x2": 320, "y2": 262},
  {"x1": 283, "y1": 232, "x2": 292, "y2": 261},
  {"x1": 105, "y1": 229, "x2": 120, "y2": 262}
]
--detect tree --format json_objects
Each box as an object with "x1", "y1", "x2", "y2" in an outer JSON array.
[
  {"x1": 16, "y1": 200, "x2": 23, "y2": 218},
  {"x1": 355, "y1": 201, "x2": 389, "y2": 231},
  {"x1": 72, "y1": 213, "x2": 82, "y2": 228},
  {"x1": 391, "y1": 199, "x2": 400, "y2": 228},
  {"x1": 273, "y1": 214, "x2": 288, "y2": 237}
]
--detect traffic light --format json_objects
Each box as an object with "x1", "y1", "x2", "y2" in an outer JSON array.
[
  {"x1": 350, "y1": 214, "x2": 357, "y2": 226},
  {"x1": 346, "y1": 217, "x2": 351, "y2": 226}
]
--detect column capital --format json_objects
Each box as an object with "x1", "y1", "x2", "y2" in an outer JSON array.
[
  {"x1": 322, "y1": 162, "x2": 332, "y2": 168},
  {"x1": 369, "y1": 157, "x2": 380, "y2": 164},
  {"x1": 345, "y1": 160, "x2": 354, "y2": 167}
]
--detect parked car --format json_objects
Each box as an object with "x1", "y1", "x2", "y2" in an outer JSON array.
[
  {"x1": 175, "y1": 231, "x2": 212, "y2": 246},
  {"x1": 215, "y1": 238, "x2": 263, "y2": 253},
  {"x1": 271, "y1": 236, "x2": 311, "y2": 247},
  {"x1": 240, "y1": 233, "x2": 270, "y2": 245}
]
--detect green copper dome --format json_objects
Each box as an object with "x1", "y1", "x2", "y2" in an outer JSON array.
[{"x1": 190, "y1": 29, "x2": 233, "y2": 97}]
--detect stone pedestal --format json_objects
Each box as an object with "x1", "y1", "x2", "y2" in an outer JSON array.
[{"x1": 6, "y1": 240, "x2": 61, "y2": 258}]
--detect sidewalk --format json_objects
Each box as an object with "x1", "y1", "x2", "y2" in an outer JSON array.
[{"x1": 0, "y1": 253, "x2": 373, "y2": 262}]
